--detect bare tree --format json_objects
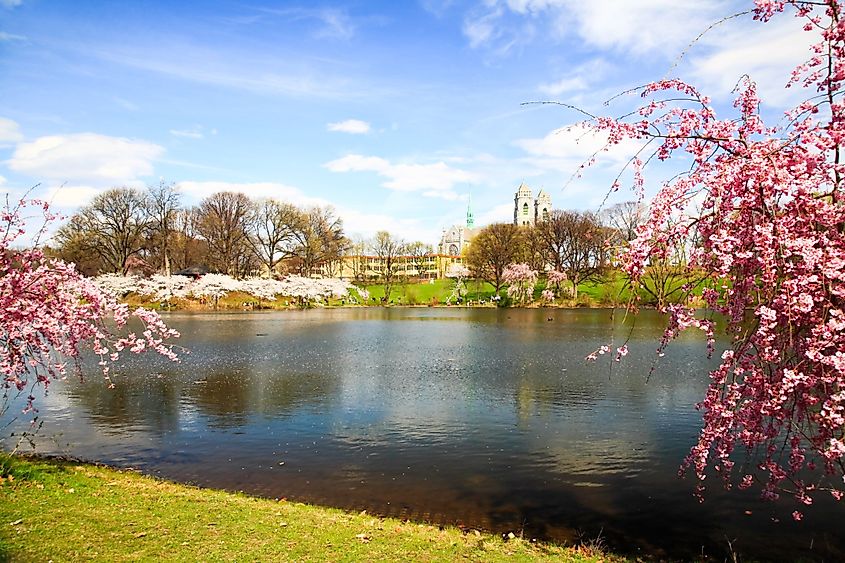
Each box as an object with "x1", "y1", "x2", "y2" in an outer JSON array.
[
  {"x1": 248, "y1": 198, "x2": 305, "y2": 277},
  {"x1": 601, "y1": 201, "x2": 647, "y2": 242},
  {"x1": 51, "y1": 214, "x2": 107, "y2": 276},
  {"x1": 538, "y1": 210, "x2": 606, "y2": 299},
  {"x1": 292, "y1": 206, "x2": 348, "y2": 276},
  {"x1": 345, "y1": 236, "x2": 370, "y2": 282},
  {"x1": 522, "y1": 225, "x2": 550, "y2": 272},
  {"x1": 171, "y1": 207, "x2": 206, "y2": 271},
  {"x1": 371, "y1": 230, "x2": 406, "y2": 301},
  {"x1": 196, "y1": 191, "x2": 253, "y2": 277},
  {"x1": 54, "y1": 187, "x2": 150, "y2": 274},
  {"x1": 406, "y1": 241, "x2": 433, "y2": 280},
  {"x1": 465, "y1": 223, "x2": 524, "y2": 294},
  {"x1": 146, "y1": 181, "x2": 181, "y2": 275}
]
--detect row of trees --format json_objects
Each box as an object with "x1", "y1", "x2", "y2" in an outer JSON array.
[
  {"x1": 50, "y1": 183, "x2": 688, "y2": 307},
  {"x1": 464, "y1": 205, "x2": 631, "y2": 299},
  {"x1": 53, "y1": 184, "x2": 349, "y2": 278},
  {"x1": 347, "y1": 232, "x2": 434, "y2": 298}
]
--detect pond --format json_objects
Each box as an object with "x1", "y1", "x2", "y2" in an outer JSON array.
[{"x1": 2, "y1": 308, "x2": 842, "y2": 560}]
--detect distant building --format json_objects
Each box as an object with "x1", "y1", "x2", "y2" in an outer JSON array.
[
  {"x1": 325, "y1": 184, "x2": 552, "y2": 281},
  {"x1": 513, "y1": 182, "x2": 552, "y2": 226},
  {"x1": 438, "y1": 195, "x2": 480, "y2": 256}
]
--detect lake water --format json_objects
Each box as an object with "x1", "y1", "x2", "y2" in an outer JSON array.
[{"x1": 3, "y1": 308, "x2": 842, "y2": 560}]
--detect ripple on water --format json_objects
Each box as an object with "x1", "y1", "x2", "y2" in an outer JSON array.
[{"x1": 3, "y1": 308, "x2": 842, "y2": 562}]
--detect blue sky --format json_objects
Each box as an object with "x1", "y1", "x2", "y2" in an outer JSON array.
[{"x1": 0, "y1": 0, "x2": 811, "y2": 245}]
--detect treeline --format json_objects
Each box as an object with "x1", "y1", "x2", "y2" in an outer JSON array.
[
  {"x1": 465, "y1": 202, "x2": 694, "y2": 307},
  {"x1": 52, "y1": 183, "x2": 349, "y2": 278}
]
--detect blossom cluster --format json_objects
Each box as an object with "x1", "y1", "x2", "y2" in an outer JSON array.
[
  {"x1": 502, "y1": 263, "x2": 538, "y2": 304},
  {"x1": 93, "y1": 273, "x2": 355, "y2": 305},
  {"x1": 586, "y1": 0, "x2": 845, "y2": 513},
  {"x1": 0, "y1": 199, "x2": 179, "y2": 415}
]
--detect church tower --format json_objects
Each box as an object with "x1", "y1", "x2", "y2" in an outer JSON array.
[
  {"x1": 514, "y1": 182, "x2": 533, "y2": 226},
  {"x1": 535, "y1": 189, "x2": 552, "y2": 223},
  {"x1": 466, "y1": 193, "x2": 474, "y2": 228}
]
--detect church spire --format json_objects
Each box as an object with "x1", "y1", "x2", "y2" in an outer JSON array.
[{"x1": 466, "y1": 193, "x2": 474, "y2": 228}]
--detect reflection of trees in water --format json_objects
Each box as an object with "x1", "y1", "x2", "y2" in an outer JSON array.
[
  {"x1": 515, "y1": 375, "x2": 604, "y2": 424},
  {"x1": 65, "y1": 375, "x2": 181, "y2": 435},
  {"x1": 66, "y1": 365, "x2": 341, "y2": 432},
  {"x1": 259, "y1": 371, "x2": 339, "y2": 417},
  {"x1": 189, "y1": 371, "x2": 257, "y2": 428},
  {"x1": 186, "y1": 369, "x2": 340, "y2": 427}
]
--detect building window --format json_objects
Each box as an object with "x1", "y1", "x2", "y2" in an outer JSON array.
[
  {"x1": 522, "y1": 202, "x2": 529, "y2": 215},
  {"x1": 542, "y1": 208, "x2": 549, "y2": 221}
]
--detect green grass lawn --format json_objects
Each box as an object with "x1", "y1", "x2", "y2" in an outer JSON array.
[
  {"x1": 0, "y1": 456, "x2": 623, "y2": 562},
  {"x1": 361, "y1": 279, "x2": 499, "y2": 305}
]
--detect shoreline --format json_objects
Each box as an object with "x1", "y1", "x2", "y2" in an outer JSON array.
[{"x1": 1, "y1": 454, "x2": 627, "y2": 562}]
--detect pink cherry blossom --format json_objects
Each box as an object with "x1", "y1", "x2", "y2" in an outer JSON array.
[
  {"x1": 583, "y1": 0, "x2": 845, "y2": 508},
  {"x1": 503, "y1": 263, "x2": 538, "y2": 304},
  {"x1": 1, "y1": 198, "x2": 179, "y2": 415}
]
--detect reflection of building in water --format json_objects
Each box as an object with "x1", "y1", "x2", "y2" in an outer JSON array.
[{"x1": 514, "y1": 182, "x2": 552, "y2": 226}]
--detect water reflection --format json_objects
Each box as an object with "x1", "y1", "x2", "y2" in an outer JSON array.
[{"x1": 2, "y1": 308, "x2": 841, "y2": 561}]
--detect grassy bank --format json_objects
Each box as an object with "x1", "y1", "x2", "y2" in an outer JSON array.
[{"x1": 0, "y1": 456, "x2": 624, "y2": 562}]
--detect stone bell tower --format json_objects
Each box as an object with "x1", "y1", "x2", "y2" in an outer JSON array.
[
  {"x1": 535, "y1": 189, "x2": 552, "y2": 223},
  {"x1": 514, "y1": 182, "x2": 533, "y2": 226}
]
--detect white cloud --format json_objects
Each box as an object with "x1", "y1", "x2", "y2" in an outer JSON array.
[
  {"x1": 173, "y1": 180, "x2": 438, "y2": 242},
  {"x1": 537, "y1": 58, "x2": 611, "y2": 98},
  {"x1": 537, "y1": 76, "x2": 587, "y2": 97},
  {"x1": 0, "y1": 31, "x2": 26, "y2": 41},
  {"x1": 327, "y1": 119, "x2": 371, "y2": 134},
  {"x1": 515, "y1": 123, "x2": 641, "y2": 167},
  {"x1": 170, "y1": 127, "x2": 204, "y2": 139},
  {"x1": 8, "y1": 133, "x2": 163, "y2": 184},
  {"x1": 0, "y1": 0, "x2": 23, "y2": 8},
  {"x1": 464, "y1": 0, "x2": 727, "y2": 57},
  {"x1": 175, "y1": 181, "x2": 327, "y2": 207},
  {"x1": 255, "y1": 6, "x2": 357, "y2": 40},
  {"x1": 324, "y1": 154, "x2": 477, "y2": 197},
  {"x1": 0, "y1": 174, "x2": 5, "y2": 186},
  {"x1": 463, "y1": 6, "x2": 503, "y2": 48},
  {"x1": 43, "y1": 185, "x2": 102, "y2": 207},
  {"x1": 691, "y1": 16, "x2": 809, "y2": 106},
  {"x1": 314, "y1": 8, "x2": 356, "y2": 40},
  {"x1": 559, "y1": 0, "x2": 728, "y2": 56},
  {"x1": 88, "y1": 43, "x2": 365, "y2": 100},
  {"x1": 475, "y1": 202, "x2": 513, "y2": 225},
  {"x1": 0, "y1": 116, "x2": 23, "y2": 146},
  {"x1": 113, "y1": 97, "x2": 139, "y2": 111},
  {"x1": 340, "y1": 208, "x2": 432, "y2": 242}
]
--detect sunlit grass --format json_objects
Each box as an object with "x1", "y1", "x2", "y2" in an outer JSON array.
[{"x1": 0, "y1": 455, "x2": 624, "y2": 562}]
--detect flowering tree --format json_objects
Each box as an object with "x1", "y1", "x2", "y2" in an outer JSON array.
[
  {"x1": 546, "y1": 270, "x2": 571, "y2": 299},
  {"x1": 502, "y1": 263, "x2": 537, "y2": 305},
  {"x1": 239, "y1": 277, "x2": 284, "y2": 304},
  {"x1": 445, "y1": 263, "x2": 470, "y2": 305},
  {"x1": 1, "y1": 198, "x2": 179, "y2": 417},
  {"x1": 136, "y1": 274, "x2": 193, "y2": 305},
  {"x1": 187, "y1": 273, "x2": 241, "y2": 309},
  {"x1": 92, "y1": 274, "x2": 141, "y2": 298},
  {"x1": 275, "y1": 275, "x2": 353, "y2": 306},
  {"x1": 584, "y1": 0, "x2": 845, "y2": 514},
  {"x1": 353, "y1": 286, "x2": 370, "y2": 304}
]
